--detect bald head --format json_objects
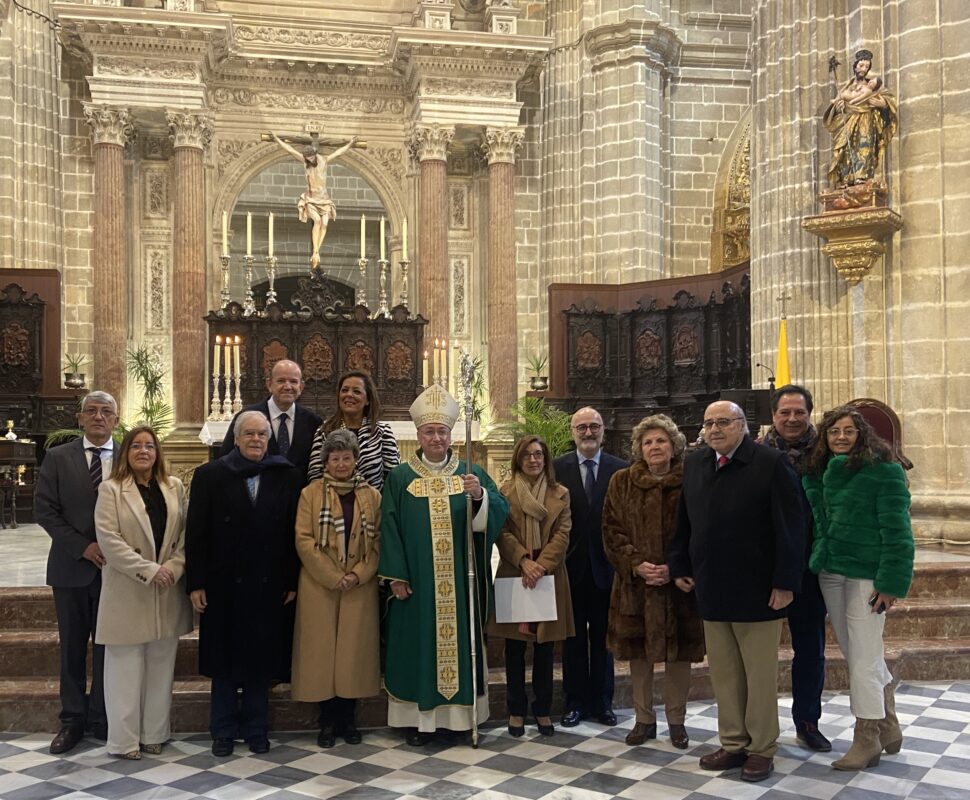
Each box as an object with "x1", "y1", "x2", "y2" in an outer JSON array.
[
  {"x1": 266, "y1": 359, "x2": 304, "y2": 411},
  {"x1": 702, "y1": 400, "x2": 748, "y2": 455}
]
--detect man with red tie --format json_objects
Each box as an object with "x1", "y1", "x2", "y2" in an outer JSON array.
[{"x1": 668, "y1": 400, "x2": 805, "y2": 783}]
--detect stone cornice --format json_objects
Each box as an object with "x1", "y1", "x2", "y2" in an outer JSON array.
[{"x1": 584, "y1": 19, "x2": 681, "y2": 72}]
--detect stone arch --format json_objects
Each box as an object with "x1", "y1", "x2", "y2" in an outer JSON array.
[{"x1": 709, "y1": 110, "x2": 751, "y2": 272}]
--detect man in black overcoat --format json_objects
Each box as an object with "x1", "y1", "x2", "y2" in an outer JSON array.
[
  {"x1": 668, "y1": 400, "x2": 805, "y2": 783},
  {"x1": 553, "y1": 406, "x2": 628, "y2": 727},
  {"x1": 186, "y1": 411, "x2": 302, "y2": 757}
]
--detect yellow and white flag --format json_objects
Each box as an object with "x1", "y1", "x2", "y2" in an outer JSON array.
[{"x1": 775, "y1": 318, "x2": 791, "y2": 387}]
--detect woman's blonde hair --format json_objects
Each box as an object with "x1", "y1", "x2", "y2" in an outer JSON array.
[{"x1": 629, "y1": 414, "x2": 686, "y2": 465}]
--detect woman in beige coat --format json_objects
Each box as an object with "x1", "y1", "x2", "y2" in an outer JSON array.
[
  {"x1": 94, "y1": 426, "x2": 192, "y2": 759},
  {"x1": 292, "y1": 429, "x2": 382, "y2": 748},
  {"x1": 488, "y1": 435, "x2": 573, "y2": 738}
]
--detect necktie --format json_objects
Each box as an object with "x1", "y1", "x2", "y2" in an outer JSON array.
[
  {"x1": 276, "y1": 414, "x2": 290, "y2": 457},
  {"x1": 717, "y1": 455, "x2": 729, "y2": 469},
  {"x1": 88, "y1": 447, "x2": 104, "y2": 488},
  {"x1": 246, "y1": 475, "x2": 258, "y2": 503},
  {"x1": 583, "y1": 459, "x2": 596, "y2": 501}
]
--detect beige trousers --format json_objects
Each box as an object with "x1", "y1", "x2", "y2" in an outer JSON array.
[{"x1": 629, "y1": 659, "x2": 692, "y2": 725}]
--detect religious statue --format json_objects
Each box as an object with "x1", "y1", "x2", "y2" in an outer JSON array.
[
  {"x1": 271, "y1": 133, "x2": 359, "y2": 270},
  {"x1": 823, "y1": 50, "x2": 898, "y2": 189}
]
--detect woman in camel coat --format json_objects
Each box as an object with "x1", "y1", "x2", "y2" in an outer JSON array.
[
  {"x1": 95, "y1": 426, "x2": 192, "y2": 760},
  {"x1": 602, "y1": 414, "x2": 705, "y2": 749},
  {"x1": 292, "y1": 429, "x2": 382, "y2": 747},
  {"x1": 488, "y1": 434, "x2": 573, "y2": 738}
]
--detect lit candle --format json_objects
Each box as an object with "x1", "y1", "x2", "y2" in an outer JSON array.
[
  {"x1": 246, "y1": 212, "x2": 252, "y2": 257},
  {"x1": 233, "y1": 335, "x2": 241, "y2": 377},
  {"x1": 402, "y1": 217, "x2": 408, "y2": 260},
  {"x1": 213, "y1": 335, "x2": 221, "y2": 375},
  {"x1": 360, "y1": 214, "x2": 366, "y2": 259},
  {"x1": 380, "y1": 216, "x2": 386, "y2": 261},
  {"x1": 442, "y1": 338, "x2": 449, "y2": 393},
  {"x1": 224, "y1": 340, "x2": 232, "y2": 379},
  {"x1": 422, "y1": 351, "x2": 429, "y2": 386},
  {"x1": 222, "y1": 211, "x2": 229, "y2": 256},
  {"x1": 434, "y1": 338, "x2": 441, "y2": 382},
  {"x1": 268, "y1": 213, "x2": 274, "y2": 257}
]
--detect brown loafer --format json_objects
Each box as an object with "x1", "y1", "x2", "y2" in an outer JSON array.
[
  {"x1": 50, "y1": 727, "x2": 83, "y2": 755},
  {"x1": 699, "y1": 747, "x2": 747, "y2": 771},
  {"x1": 625, "y1": 722, "x2": 657, "y2": 746},
  {"x1": 741, "y1": 754, "x2": 774, "y2": 782},
  {"x1": 668, "y1": 724, "x2": 689, "y2": 749}
]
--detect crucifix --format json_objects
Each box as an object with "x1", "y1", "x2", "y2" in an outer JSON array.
[{"x1": 777, "y1": 289, "x2": 792, "y2": 319}]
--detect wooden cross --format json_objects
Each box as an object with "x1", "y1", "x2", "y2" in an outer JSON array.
[{"x1": 259, "y1": 122, "x2": 367, "y2": 152}]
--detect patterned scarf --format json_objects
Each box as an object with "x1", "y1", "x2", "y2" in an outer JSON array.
[
  {"x1": 316, "y1": 472, "x2": 375, "y2": 564},
  {"x1": 763, "y1": 424, "x2": 817, "y2": 473},
  {"x1": 513, "y1": 473, "x2": 548, "y2": 637}
]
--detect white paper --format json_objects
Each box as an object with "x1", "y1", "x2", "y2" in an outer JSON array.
[{"x1": 494, "y1": 576, "x2": 557, "y2": 624}]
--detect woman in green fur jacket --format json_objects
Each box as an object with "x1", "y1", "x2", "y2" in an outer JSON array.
[{"x1": 802, "y1": 405, "x2": 914, "y2": 772}]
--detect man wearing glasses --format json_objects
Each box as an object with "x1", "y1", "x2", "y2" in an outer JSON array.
[
  {"x1": 35, "y1": 392, "x2": 119, "y2": 754},
  {"x1": 668, "y1": 400, "x2": 805, "y2": 782},
  {"x1": 554, "y1": 407, "x2": 628, "y2": 728}
]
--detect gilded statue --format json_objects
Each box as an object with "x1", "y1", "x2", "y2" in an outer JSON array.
[
  {"x1": 271, "y1": 133, "x2": 358, "y2": 269},
  {"x1": 823, "y1": 50, "x2": 898, "y2": 189}
]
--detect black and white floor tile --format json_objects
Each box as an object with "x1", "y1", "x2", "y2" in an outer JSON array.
[{"x1": 1, "y1": 682, "x2": 968, "y2": 800}]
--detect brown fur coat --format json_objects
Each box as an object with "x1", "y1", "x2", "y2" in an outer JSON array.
[{"x1": 602, "y1": 462, "x2": 705, "y2": 663}]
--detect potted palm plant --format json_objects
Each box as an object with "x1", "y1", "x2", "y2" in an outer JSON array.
[
  {"x1": 526, "y1": 352, "x2": 549, "y2": 392},
  {"x1": 63, "y1": 353, "x2": 88, "y2": 390}
]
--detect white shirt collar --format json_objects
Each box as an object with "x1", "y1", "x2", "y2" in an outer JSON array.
[
  {"x1": 267, "y1": 397, "x2": 294, "y2": 421},
  {"x1": 576, "y1": 449, "x2": 601, "y2": 466},
  {"x1": 82, "y1": 436, "x2": 112, "y2": 454}
]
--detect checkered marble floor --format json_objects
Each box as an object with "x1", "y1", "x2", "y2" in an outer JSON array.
[{"x1": 1, "y1": 682, "x2": 968, "y2": 800}]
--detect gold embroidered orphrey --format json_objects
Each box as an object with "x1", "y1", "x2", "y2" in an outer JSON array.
[{"x1": 406, "y1": 452, "x2": 464, "y2": 699}]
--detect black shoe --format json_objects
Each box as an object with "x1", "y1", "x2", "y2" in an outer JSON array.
[
  {"x1": 248, "y1": 737, "x2": 270, "y2": 754},
  {"x1": 317, "y1": 727, "x2": 336, "y2": 748},
  {"x1": 796, "y1": 722, "x2": 832, "y2": 752},
  {"x1": 536, "y1": 720, "x2": 555, "y2": 737},
  {"x1": 342, "y1": 723, "x2": 362, "y2": 745},
  {"x1": 597, "y1": 709, "x2": 618, "y2": 726},
  {"x1": 211, "y1": 738, "x2": 234, "y2": 757},
  {"x1": 406, "y1": 729, "x2": 431, "y2": 747},
  {"x1": 508, "y1": 716, "x2": 525, "y2": 737},
  {"x1": 89, "y1": 724, "x2": 108, "y2": 742},
  {"x1": 50, "y1": 726, "x2": 83, "y2": 755},
  {"x1": 561, "y1": 709, "x2": 583, "y2": 727}
]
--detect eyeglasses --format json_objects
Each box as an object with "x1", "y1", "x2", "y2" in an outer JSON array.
[
  {"x1": 573, "y1": 423, "x2": 602, "y2": 433},
  {"x1": 701, "y1": 417, "x2": 744, "y2": 430},
  {"x1": 80, "y1": 408, "x2": 116, "y2": 419},
  {"x1": 129, "y1": 443, "x2": 156, "y2": 451},
  {"x1": 522, "y1": 451, "x2": 544, "y2": 461},
  {"x1": 826, "y1": 427, "x2": 858, "y2": 437}
]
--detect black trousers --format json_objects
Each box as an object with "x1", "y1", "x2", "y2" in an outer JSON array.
[
  {"x1": 52, "y1": 578, "x2": 106, "y2": 732},
  {"x1": 209, "y1": 678, "x2": 270, "y2": 741},
  {"x1": 319, "y1": 697, "x2": 356, "y2": 731},
  {"x1": 787, "y1": 568, "x2": 828, "y2": 725},
  {"x1": 505, "y1": 639, "x2": 554, "y2": 717},
  {"x1": 562, "y1": 570, "x2": 614, "y2": 715}
]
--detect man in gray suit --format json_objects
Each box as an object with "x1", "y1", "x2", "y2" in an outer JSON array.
[{"x1": 35, "y1": 391, "x2": 119, "y2": 754}]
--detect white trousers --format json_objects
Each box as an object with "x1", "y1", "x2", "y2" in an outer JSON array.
[
  {"x1": 818, "y1": 571, "x2": 892, "y2": 719},
  {"x1": 104, "y1": 637, "x2": 179, "y2": 754}
]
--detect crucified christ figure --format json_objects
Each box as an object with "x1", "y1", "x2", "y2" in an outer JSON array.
[{"x1": 271, "y1": 132, "x2": 358, "y2": 269}]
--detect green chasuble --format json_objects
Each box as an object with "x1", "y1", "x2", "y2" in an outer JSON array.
[{"x1": 380, "y1": 452, "x2": 508, "y2": 716}]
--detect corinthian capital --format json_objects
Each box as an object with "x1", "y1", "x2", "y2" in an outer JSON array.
[
  {"x1": 481, "y1": 126, "x2": 525, "y2": 166},
  {"x1": 83, "y1": 104, "x2": 136, "y2": 147},
  {"x1": 408, "y1": 124, "x2": 455, "y2": 163},
  {"x1": 166, "y1": 111, "x2": 213, "y2": 151}
]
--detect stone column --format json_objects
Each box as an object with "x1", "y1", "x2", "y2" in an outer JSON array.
[
  {"x1": 83, "y1": 104, "x2": 135, "y2": 410},
  {"x1": 409, "y1": 124, "x2": 454, "y2": 342},
  {"x1": 166, "y1": 111, "x2": 212, "y2": 429},
  {"x1": 482, "y1": 127, "x2": 524, "y2": 422}
]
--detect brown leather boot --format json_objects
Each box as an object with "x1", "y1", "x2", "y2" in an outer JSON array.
[
  {"x1": 625, "y1": 722, "x2": 657, "y2": 745},
  {"x1": 878, "y1": 682, "x2": 903, "y2": 755},
  {"x1": 832, "y1": 718, "x2": 882, "y2": 770}
]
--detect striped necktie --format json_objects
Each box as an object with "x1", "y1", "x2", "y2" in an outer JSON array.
[{"x1": 88, "y1": 447, "x2": 104, "y2": 488}]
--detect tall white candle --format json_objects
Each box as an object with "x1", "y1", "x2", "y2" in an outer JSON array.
[
  {"x1": 224, "y1": 341, "x2": 232, "y2": 379},
  {"x1": 380, "y1": 216, "x2": 386, "y2": 261},
  {"x1": 246, "y1": 212, "x2": 252, "y2": 257},
  {"x1": 233, "y1": 336, "x2": 241, "y2": 377},
  {"x1": 268, "y1": 213, "x2": 274, "y2": 257},
  {"x1": 360, "y1": 214, "x2": 366, "y2": 259},
  {"x1": 222, "y1": 211, "x2": 229, "y2": 256},
  {"x1": 422, "y1": 351, "x2": 429, "y2": 386},
  {"x1": 402, "y1": 217, "x2": 408, "y2": 261},
  {"x1": 213, "y1": 335, "x2": 221, "y2": 375}
]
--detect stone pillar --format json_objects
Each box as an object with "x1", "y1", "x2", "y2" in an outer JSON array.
[
  {"x1": 83, "y1": 104, "x2": 135, "y2": 410},
  {"x1": 482, "y1": 127, "x2": 524, "y2": 422},
  {"x1": 409, "y1": 124, "x2": 454, "y2": 342},
  {"x1": 166, "y1": 111, "x2": 212, "y2": 429}
]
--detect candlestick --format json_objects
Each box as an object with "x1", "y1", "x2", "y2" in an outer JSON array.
[
  {"x1": 380, "y1": 216, "x2": 386, "y2": 261},
  {"x1": 268, "y1": 212, "x2": 274, "y2": 257},
  {"x1": 219, "y1": 253, "x2": 231, "y2": 309},
  {"x1": 422, "y1": 351, "x2": 429, "y2": 386},
  {"x1": 230, "y1": 372, "x2": 242, "y2": 415},
  {"x1": 434, "y1": 338, "x2": 441, "y2": 385},
  {"x1": 359, "y1": 214, "x2": 366, "y2": 259},
  {"x1": 376, "y1": 259, "x2": 390, "y2": 318},
  {"x1": 222, "y1": 210, "x2": 228, "y2": 256},
  {"x1": 243, "y1": 255, "x2": 256, "y2": 316},
  {"x1": 233, "y1": 335, "x2": 241, "y2": 378},
  {"x1": 399, "y1": 258, "x2": 410, "y2": 308},
  {"x1": 246, "y1": 212, "x2": 252, "y2": 257},
  {"x1": 443, "y1": 338, "x2": 449, "y2": 393},
  {"x1": 402, "y1": 217, "x2": 408, "y2": 261},
  {"x1": 208, "y1": 336, "x2": 222, "y2": 421},
  {"x1": 357, "y1": 257, "x2": 367, "y2": 307},
  {"x1": 264, "y1": 255, "x2": 278, "y2": 308}
]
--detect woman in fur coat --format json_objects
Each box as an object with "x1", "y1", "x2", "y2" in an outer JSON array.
[{"x1": 602, "y1": 414, "x2": 704, "y2": 749}]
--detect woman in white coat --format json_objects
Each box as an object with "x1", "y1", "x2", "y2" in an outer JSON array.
[{"x1": 94, "y1": 425, "x2": 193, "y2": 759}]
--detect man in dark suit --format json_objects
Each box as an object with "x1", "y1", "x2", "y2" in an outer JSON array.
[
  {"x1": 34, "y1": 391, "x2": 119, "y2": 754},
  {"x1": 220, "y1": 359, "x2": 321, "y2": 480},
  {"x1": 668, "y1": 400, "x2": 805, "y2": 783},
  {"x1": 554, "y1": 406, "x2": 628, "y2": 727}
]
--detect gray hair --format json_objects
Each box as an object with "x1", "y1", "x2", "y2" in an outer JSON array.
[
  {"x1": 320, "y1": 428, "x2": 359, "y2": 463},
  {"x1": 630, "y1": 414, "x2": 687, "y2": 465},
  {"x1": 79, "y1": 391, "x2": 117, "y2": 413},
  {"x1": 233, "y1": 410, "x2": 270, "y2": 439}
]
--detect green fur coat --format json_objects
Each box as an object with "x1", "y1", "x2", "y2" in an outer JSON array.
[{"x1": 802, "y1": 456, "x2": 914, "y2": 598}]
